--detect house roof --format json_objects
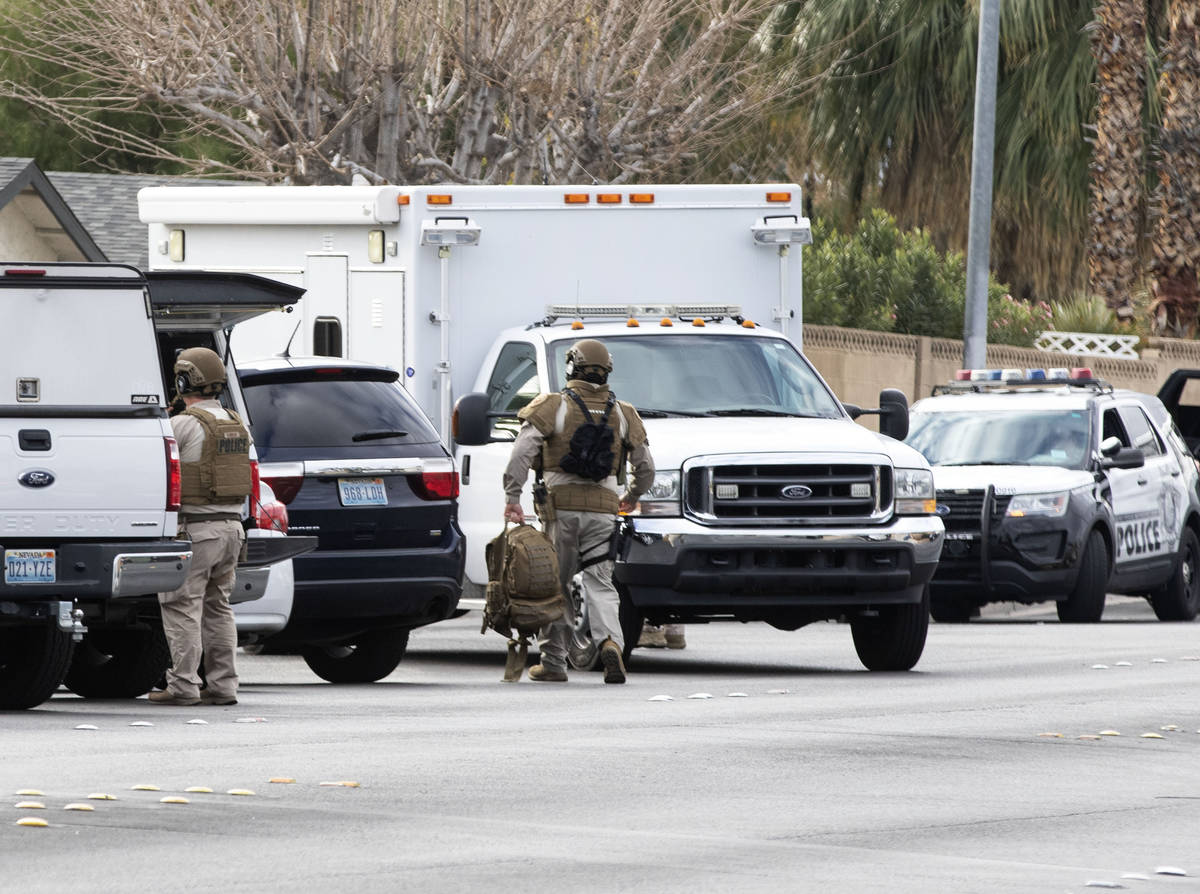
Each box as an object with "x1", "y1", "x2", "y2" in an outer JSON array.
[
  {"x1": 1, "y1": 157, "x2": 248, "y2": 268},
  {"x1": 0, "y1": 157, "x2": 105, "y2": 261},
  {"x1": 46, "y1": 170, "x2": 247, "y2": 268}
]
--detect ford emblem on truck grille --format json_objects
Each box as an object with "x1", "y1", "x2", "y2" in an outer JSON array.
[
  {"x1": 18, "y1": 470, "x2": 55, "y2": 488},
  {"x1": 780, "y1": 484, "x2": 813, "y2": 499}
]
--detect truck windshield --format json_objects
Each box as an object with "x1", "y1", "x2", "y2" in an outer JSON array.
[
  {"x1": 548, "y1": 334, "x2": 842, "y2": 418},
  {"x1": 907, "y1": 409, "x2": 1092, "y2": 468}
]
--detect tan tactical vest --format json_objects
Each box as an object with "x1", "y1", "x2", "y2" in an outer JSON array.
[
  {"x1": 179, "y1": 407, "x2": 253, "y2": 505},
  {"x1": 518, "y1": 384, "x2": 647, "y2": 513}
]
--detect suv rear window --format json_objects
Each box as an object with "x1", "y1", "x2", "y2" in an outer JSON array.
[{"x1": 240, "y1": 370, "x2": 440, "y2": 449}]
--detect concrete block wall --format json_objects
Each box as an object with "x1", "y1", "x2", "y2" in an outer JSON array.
[{"x1": 803, "y1": 324, "x2": 1200, "y2": 430}]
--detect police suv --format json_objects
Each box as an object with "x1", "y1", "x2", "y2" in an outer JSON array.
[{"x1": 906, "y1": 367, "x2": 1200, "y2": 623}]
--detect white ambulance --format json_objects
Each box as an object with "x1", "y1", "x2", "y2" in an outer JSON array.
[{"x1": 140, "y1": 184, "x2": 944, "y2": 671}]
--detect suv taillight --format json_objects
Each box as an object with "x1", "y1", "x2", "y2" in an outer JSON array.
[
  {"x1": 263, "y1": 476, "x2": 303, "y2": 505},
  {"x1": 247, "y1": 460, "x2": 261, "y2": 528},
  {"x1": 256, "y1": 501, "x2": 289, "y2": 533},
  {"x1": 412, "y1": 470, "x2": 460, "y2": 501},
  {"x1": 165, "y1": 437, "x2": 182, "y2": 511}
]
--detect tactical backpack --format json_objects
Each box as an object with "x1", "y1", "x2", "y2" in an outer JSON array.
[
  {"x1": 482, "y1": 523, "x2": 565, "y2": 682},
  {"x1": 559, "y1": 389, "x2": 616, "y2": 482}
]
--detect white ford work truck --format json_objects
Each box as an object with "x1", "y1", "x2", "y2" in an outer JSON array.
[
  {"x1": 140, "y1": 184, "x2": 944, "y2": 670},
  {"x1": 1, "y1": 264, "x2": 191, "y2": 708},
  {"x1": 0, "y1": 264, "x2": 313, "y2": 710}
]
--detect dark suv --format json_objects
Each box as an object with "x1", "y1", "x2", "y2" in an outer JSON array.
[{"x1": 236, "y1": 358, "x2": 464, "y2": 682}]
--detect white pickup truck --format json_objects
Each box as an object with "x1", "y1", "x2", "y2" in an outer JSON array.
[
  {"x1": 0, "y1": 264, "x2": 313, "y2": 709},
  {"x1": 0, "y1": 264, "x2": 192, "y2": 709},
  {"x1": 454, "y1": 307, "x2": 945, "y2": 671}
]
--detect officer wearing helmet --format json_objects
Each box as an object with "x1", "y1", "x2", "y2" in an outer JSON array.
[
  {"x1": 503, "y1": 338, "x2": 654, "y2": 683},
  {"x1": 149, "y1": 347, "x2": 251, "y2": 707}
]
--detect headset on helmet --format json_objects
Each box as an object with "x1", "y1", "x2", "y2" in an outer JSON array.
[
  {"x1": 565, "y1": 339, "x2": 613, "y2": 380},
  {"x1": 174, "y1": 347, "x2": 228, "y2": 397}
]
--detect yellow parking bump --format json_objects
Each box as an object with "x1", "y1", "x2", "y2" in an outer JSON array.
[
  {"x1": 1078, "y1": 734, "x2": 1102, "y2": 740},
  {"x1": 1036, "y1": 732, "x2": 1063, "y2": 738},
  {"x1": 1099, "y1": 730, "x2": 1121, "y2": 736},
  {"x1": 16, "y1": 817, "x2": 48, "y2": 827},
  {"x1": 319, "y1": 781, "x2": 360, "y2": 788},
  {"x1": 160, "y1": 796, "x2": 190, "y2": 804},
  {"x1": 14, "y1": 789, "x2": 43, "y2": 796},
  {"x1": 226, "y1": 789, "x2": 255, "y2": 796},
  {"x1": 87, "y1": 793, "x2": 117, "y2": 801},
  {"x1": 1161, "y1": 724, "x2": 1180, "y2": 732},
  {"x1": 63, "y1": 804, "x2": 95, "y2": 812},
  {"x1": 15, "y1": 801, "x2": 46, "y2": 809},
  {"x1": 184, "y1": 787, "x2": 213, "y2": 794},
  {"x1": 131, "y1": 784, "x2": 160, "y2": 791},
  {"x1": 1141, "y1": 732, "x2": 1165, "y2": 739},
  {"x1": 269, "y1": 778, "x2": 296, "y2": 784}
]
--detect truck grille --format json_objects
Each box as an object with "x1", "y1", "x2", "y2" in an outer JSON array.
[
  {"x1": 935, "y1": 490, "x2": 1012, "y2": 534},
  {"x1": 685, "y1": 462, "x2": 892, "y2": 524}
]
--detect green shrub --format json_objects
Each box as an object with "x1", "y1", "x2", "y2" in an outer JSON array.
[
  {"x1": 1048, "y1": 293, "x2": 1131, "y2": 335},
  {"x1": 803, "y1": 209, "x2": 1037, "y2": 345},
  {"x1": 988, "y1": 293, "x2": 1052, "y2": 347}
]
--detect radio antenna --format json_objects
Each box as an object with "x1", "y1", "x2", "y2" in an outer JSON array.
[{"x1": 282, "y1": 317, "x2": 302, "y2": 359}]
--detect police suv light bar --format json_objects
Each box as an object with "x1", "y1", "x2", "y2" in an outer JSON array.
[
  {"x1": 751, "y1": 215, "x2": 813, "y2": 245},
  {"x1": 544, "y1": 303, "x2": 743, "y2": 321},
  {"x1": 954, "y1": 367, "x2": 1092, "y2": 383},
  {"x1": 420, "y1": 217, "x2": 481, "y2": 246}
]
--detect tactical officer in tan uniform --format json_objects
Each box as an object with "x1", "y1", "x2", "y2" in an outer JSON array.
[
  {"x1": 149, "y1": 347, "x2": 251, "y2": 706},
  {"x1": 503, "y1": 339, "x2": 654, "y2": 683}
]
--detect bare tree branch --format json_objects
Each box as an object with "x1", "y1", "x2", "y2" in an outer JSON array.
[{"x1": 0, "y1": 0, "x2": 795, "y2": 184}]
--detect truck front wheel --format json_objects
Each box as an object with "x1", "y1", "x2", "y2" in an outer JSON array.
[
  {"x1": 63, "y1": 622, "x2": 170, "y2": 698},
  {"x1": 0, "y1": 623, "x2": 75, "y2": 710},
  {"x1": 850, "y1": 586, "x2": 930, "y2": 671},
  {"x1": 1057, "y1": 530, "x2": 1109, "y2": 623}
]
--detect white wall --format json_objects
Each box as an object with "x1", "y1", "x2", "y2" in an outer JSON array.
[{"x1": 0, "y1": 202, "x2": 58, "y2": 261}]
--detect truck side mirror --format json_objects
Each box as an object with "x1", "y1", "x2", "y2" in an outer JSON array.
[
  {"x1": 877, "y1": 388, "x2": 909, "y2": 441},
  {"x1": 1101, "y1": 446, "x2": 1145, "y2": 470},
  {"x1": 453, "y1": 392, "x2": 492, "y2": 446}
]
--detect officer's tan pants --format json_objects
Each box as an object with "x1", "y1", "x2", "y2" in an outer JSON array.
[
  {"x1": 539, "y1": 509, "x2": 621, "y2": 669},
  {"x1": 158, "y1": 518, "x2": 243, "y2": 700}
]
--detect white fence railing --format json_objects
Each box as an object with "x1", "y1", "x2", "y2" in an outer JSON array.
[{"x1": 1035, "y1": 331, "x2": 1140, "y2": 358}]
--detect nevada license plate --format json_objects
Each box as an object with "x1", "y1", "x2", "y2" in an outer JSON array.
[
  {"x1": 337, "y1": 477, "x2": 388, "y2": 507},
  {"x1": 5, "y1": 549, "x2": 56, "y2": 584}
]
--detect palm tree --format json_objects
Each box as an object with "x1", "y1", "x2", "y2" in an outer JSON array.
[
  {"x1": 773, "y1": 0, "x2": 1152, "y2": 307},
  {"x1": 1085, "y1": 0, "x2": 1147, "y2": 317},
  {"x1": 1149, "y1": 0, "x2": 1200, "y2": 335}
]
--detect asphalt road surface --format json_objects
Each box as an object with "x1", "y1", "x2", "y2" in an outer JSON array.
[{"x1": 3, "y1": 597, "x2": 1200, "y2": 893}]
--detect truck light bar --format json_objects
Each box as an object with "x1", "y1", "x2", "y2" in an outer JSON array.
[
  {"x1": 544, "y1": 303, "x2": 743, "y2": 322},
  {"x1": 934, "y1": 367, "x2": 1110, "y2": 395}
]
